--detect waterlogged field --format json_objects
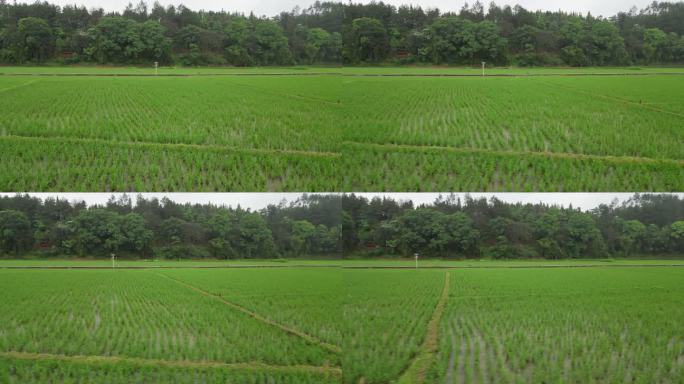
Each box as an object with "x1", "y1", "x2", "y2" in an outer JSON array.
[
  {"x1": 0, "y1": 262, "x2": 682, "y2": 383},
  {"x1": 0, "y1": 73, "x2": 342, "y2": 191},
  {"x1": 0, "y1": 268, "x2": 341, "y2": 383},
  {"x1": 343, "y1": 267, "x2": 684, "y2": 384},
  {"x1": 342, "y1": 270, "x2": 445, "y2": 383},
  {"x1": 1, "y1": 67, "x2": 683, "y2": 191},
  {"x1": 341, "y1": 74, "x2": 684, "y2": 191}
]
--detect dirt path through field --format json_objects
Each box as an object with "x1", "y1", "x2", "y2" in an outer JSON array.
[
  {"x1": 156, "y1": 273, "x2": 342, "y2": 355},
  {"x1": 0, "y1": 350, "x2": 341, "y2": 376},
  {"x1": 397, "y1": 271, "x2": 450, "y2": 384}
]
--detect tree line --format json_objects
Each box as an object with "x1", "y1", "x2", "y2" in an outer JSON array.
[
  {"x1": 0, "y1": 1, "x2": 683, "y2": 66},
  {"x1": 0, "y1": 194, "x2": 341, "y2": 259},
  {"x1": 343, "y1": 194, "x2": 684, "y2": 259}
]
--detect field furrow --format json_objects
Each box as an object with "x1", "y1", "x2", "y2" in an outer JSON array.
[
  {"x1": 0, "y1": 350, "x2": 341, "y2": 376},
  {"x1": 398, "y1": 272, "x2": 450, "y2": 384},
  {"x1": 0, "y1": 136, "x2": 339, "y2": 191},
  {"x1": 157, "y1": 273, "x2": 342, "y2": 355}
]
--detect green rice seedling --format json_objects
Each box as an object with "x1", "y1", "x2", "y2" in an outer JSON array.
[
  {"x1": 342, "y1": 269, "x2": 445, "y2": 384},
  {"x1": 0, "y1": 270, "x2": 337, "y2": 367},
  {"x1": 427, "y1": 268, "x2": 684, "y2": 384}
]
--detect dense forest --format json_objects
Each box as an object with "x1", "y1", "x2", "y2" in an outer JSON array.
[
  {"x1": 343, "y1": 194, "x2": 684, "y2": 259},
  {"x1": 3, "y1": 194, "x2": 683, "y2": 260},
  {"x1": 0, "y1": 194, "x2": 342, "y2": 259},
  {"x1": 0, "y1": 1, "x2": 683, "y2": 66}
]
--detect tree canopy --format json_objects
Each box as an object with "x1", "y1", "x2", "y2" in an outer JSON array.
[
  {"x1": 0, "y1": 1, "x2": 683, "y2": 65},
  {"x1": 0, "y1": 194, "x2": 341, "y2": 259},
  {"x1": 343, "y1": 193, "x2": 684, "y2": 259}
]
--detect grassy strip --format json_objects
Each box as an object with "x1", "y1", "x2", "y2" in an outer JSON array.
[
  {"x1": 343, "y1": 72, "x2": 684, "y2": 77},
  {"x1": 0, "y1": 351, "x2": 341, "y2": 377},
  {"x1": 0, "y1": 136, "x2": 339, "y2": 191},
  {"x1": 0, "y1": 265, "x2": 340, "y2": 269},
  {"x1": 341, "y1": 143, "x2": 684, "y2": 191},
  {"x1": 157, "y1": 273, "x2": 343, "y2": 355},
  {"x1": 397, "y1": 272, "x2": 450, "y2": 384},
  {"x1": 4, "y1": 134, "x2": 341, "y2": 158},
  {"x1": 343, "y1": 264, "x2": 684, "y2": 269},
  {"x1": 343, "y1": 141, "x2": 684, "y2": 166}
]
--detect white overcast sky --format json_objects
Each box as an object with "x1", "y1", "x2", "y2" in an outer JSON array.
[
  {"x1": 3, "y1": 193, "x2": 683, "y2": 212},
  {"x1": 355, "y1": 193, "x2": 684, "y2": 211},
  {"x1": 47, "y1": 0, "x2": 654, "y2": 18},
  {"x1": 0, "y1": 193, "x2": 324, "y2": 211}
]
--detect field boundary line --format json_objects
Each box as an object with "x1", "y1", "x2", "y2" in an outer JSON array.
[
  {"x1": 156, "y1": 273, "x2": 342, "y2": 355},
  {"x1": 342, "y1": 141, "x2": 684, "y2": 166},
  {"x1": 0, "y1": 134, "x2": 341, "y2": 158},
  {"x1": 0, "y1": 72, "x2": 342, "y2": 77},
  {"x1": 0, "y1": 350, "x2": 341, "y2": 376},
  {"x1": 0, "y1": 264, "x2": 340, "y2": 269},
  {"x1": 342, "y1": 72, "x2": 684, "y2": 78},
  {"x1": 539, "y1": 80, "x2": 684, "y2": 118},
  {"x1": 0, "y1": 80, "x2": 36, "y2": 93},
  {"x1": 342, "y1": 264, "x2": 684, "y2": 269},
  {"x1": 397, "y1": 271, "x2": 450, "y2": 384}
]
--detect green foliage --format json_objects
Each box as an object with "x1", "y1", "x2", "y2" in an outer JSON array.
[
  {"x1": 0, "y1": 210, "x2": 32, "y2": 255},
  {"x1": 347, "y1": 17, "x2": 389, "y2": 63},
  {"x1": 343, "y1": 193, "x2": 684, "y2": 259},
  {"x1": 0, "y1": 194, "x2": 341, "y2": 259},
  {"x1": 17, "y1": 17, "x2": 54, "y2": 63},
  {"x1": 1, "y1": 1, "x2": 684, "y2": 65}
]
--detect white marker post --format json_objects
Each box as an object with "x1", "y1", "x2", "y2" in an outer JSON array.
[
  {"x1": 154, "y1": 61, "x2": 159, "y2": 76},
  {"x1": 414, "y1": 253, "x2": 419, "y2": 269},
  {"x1": 111, "y1": 253, "x2": 116, "y2": 269},
  {"x1": 482, "y1": 61, "x2": 486, "y2": 77}
]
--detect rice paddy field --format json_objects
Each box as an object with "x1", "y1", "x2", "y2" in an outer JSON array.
[
  {"x1": 0, "y1": 267, "x2": 342, "y2": 383},
  {"x1": 1, "y1": 260, "x2": 682, "y2": 383},
  {"x1": 343, "y1": 266, "x2": 684, "y2": 384},
  {"x1": 1, "y1": 66, "x2": 682, "y2": 191}
]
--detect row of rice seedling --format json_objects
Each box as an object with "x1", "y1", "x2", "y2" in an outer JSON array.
[
  {"x1": 0, "y1": 270, "x2": 337, "y2": 367},
  {"x1": 337, "y1": 67, "x2": 684, "y2": 75},
  {"x1": 0, "y1": 136, "x2": 339, "y2": 191},
  {"x1": 342, "y1": 269, "x2": 445, "y2": 384},
  {"x1": 427, "y1": 268, "x2": 684, "y2": 383},
  {"x1": 341, "y1": 143, "x2": 684, "y2": 191},
  {"x1": 164, "y1": 269, "x2": 343, "y2": 347},
  {"x1": 0, "y1": 357, "x2": 338, "y2": 384},
  {"x1": 0, "y1": 76, "x2": 343, "y2": 152},
  {"x1": 545, "y1": 76, "x2": 684, "y2": 114},
  {"x1": 341, "y1": 76, "x2": 684, "y2": 160}
]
